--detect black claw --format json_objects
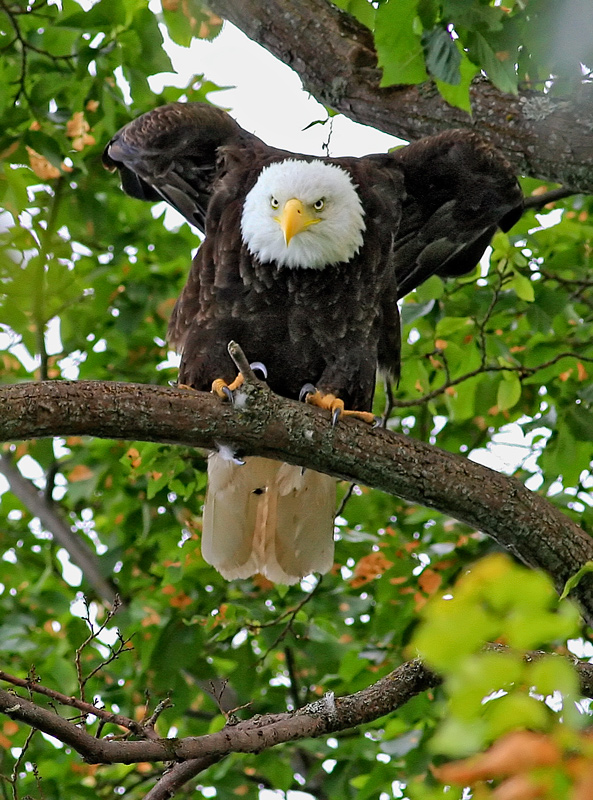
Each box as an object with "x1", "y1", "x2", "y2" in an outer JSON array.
[
  {"x1": 372, "y1": 416, "x2": 382, "y2": 428},
  {"x1": 249, "y1": 361, "x2": 268, "y2": 379},
  {"x1": 222, "y1": 385, "x2": 234, "y2": 403},
  {"x1": 331, "y1": 408, "x2": 342, "y2": 427},
  {"x1": 299, "y1": 383, "x2": 317, "y2": 403},
  {"x1": 233, "y1": 456, "x2": 246, "y2": 466}
]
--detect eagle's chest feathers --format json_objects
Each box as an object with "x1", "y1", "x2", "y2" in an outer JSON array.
[{"x1": 240, "y1": 159, "x2": 366, "y2": 270}]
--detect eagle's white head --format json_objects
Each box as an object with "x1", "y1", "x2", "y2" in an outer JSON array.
[{"x1": 240, "y1": 159, "x2": 366, "y2": 269}]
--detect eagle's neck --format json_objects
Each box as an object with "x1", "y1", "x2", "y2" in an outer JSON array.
[{"x1": 240, "y1": 159, "x2": 366, "y2": 269}]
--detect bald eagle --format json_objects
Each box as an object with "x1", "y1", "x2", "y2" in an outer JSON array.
[{"x1": 103, "y1": 102, "x2": 522, "y2": 584}]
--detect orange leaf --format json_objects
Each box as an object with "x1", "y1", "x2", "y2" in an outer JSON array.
[
  {"x1": 559, "y1": 369, "x2": 573, "y2": 382},
  {"x1": 432, "y1": 731, "x2": 561, "y2": 784},
  {"x1": 253, "y1": 573, "x2": 274, "y2": 590},
  {"x1": 573, "y1": 760, "x2": 593, "y2": 800},
  {"x1": 577, "y1": 362, "x2": 588, "y2": 381},
  {"x1": 414, "y1": 592, "x2": 428, "y2": 611},
  {"x1": 66, "y1": 111, "x2": 89, "y2": 139},
  {"x1": 418, "y1": 568, "x2": 442, "y2": 595},
  {"x1": 68, "y1": 464, "x2": 93, "y2": 482},
  {"x1": 126, "y1": 447, "x2": 142, "y2": 469},
  {"x1": 169, "y1": 592, "x2": 192, "y2": 609},
  {"x1": 3, "y1": 721, "x2": 19, "y2": 736},
  {"x1": 492, "y1": 774, "x2": 546, "y2": 800},
  {"x1": 26, "y1": 147, "x2": 60, "y2": 179},
  {"x1": 157, "y1": 297, "x2": 177, "y2": 320},
  {"x1": 354, "y1": 552, "x2": 393, "y2": 579}
]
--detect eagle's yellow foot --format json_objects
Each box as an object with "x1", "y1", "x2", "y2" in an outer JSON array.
[
  {"x1": 300, "y1": 386, "x2": 376, "y2": 426},
  {"x1": 211, "y1": 361, "x2": 268, "y2": 402},
  {"x1": 174, "y1": 382, "x2": 197, "y2": 391},
  {"x1": 212, "y1": 373, "x2": 244, "y2": 401}
]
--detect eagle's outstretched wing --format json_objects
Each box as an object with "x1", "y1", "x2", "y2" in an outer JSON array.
[
  {"x1": 102, "y1": 102, "x2": 263, "y2": 232},
  {"x1": 367, "y1": 130, "x2": 523, "y2": 301}
]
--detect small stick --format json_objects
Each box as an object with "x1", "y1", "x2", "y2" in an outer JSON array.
[{"x1": 227, "y1": 340, "x2": 259, "y2": 383}]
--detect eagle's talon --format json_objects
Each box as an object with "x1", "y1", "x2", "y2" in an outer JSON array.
[
  {"x1": 250, "y1": 361, "x2": 268, "y2": 380},
  {"x1": 331, "y1": 407, "x2": 341, "y2": 427},
  {"x1": 299, "y1": 383, "x2": 317, "y2": 403},
  {"x1": 222, "y1": 385, "x2": 234, "y2": 403}
]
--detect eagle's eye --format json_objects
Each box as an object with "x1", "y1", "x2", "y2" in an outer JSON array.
[
  {"x1": 313, "y1": 199, "x2": 325, "y2": 211},
  {"x1": 270, "y1": 197, "x2": 279, "y2": 210}
]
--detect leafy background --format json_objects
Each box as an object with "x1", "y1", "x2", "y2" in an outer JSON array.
[{"x1": 1, "y1": 0, "x2": 593, "y2": 798}]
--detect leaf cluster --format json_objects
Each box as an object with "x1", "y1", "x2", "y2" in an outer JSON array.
[{"x1": 333, "y1": 0, "x2": 593, "y2": 109}]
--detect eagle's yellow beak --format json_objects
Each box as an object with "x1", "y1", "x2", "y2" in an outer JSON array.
[{"x1": 277, "y1": 198, "x2": 320, "y2": 245}]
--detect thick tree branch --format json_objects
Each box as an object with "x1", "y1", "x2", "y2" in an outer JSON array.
[
  {"x1": 1, "y1": 379, "x2": 593, "y2": 624},
  {"x1": 2, "y1": 650, "x2": 593, "y2": 769},
  {"x1": 0, "y1": 659, "x2": 440, "y2": 764},
  {"x1": 206, "y1": 0, "x2": 593, "y2": 194},
  {"x1": 0, "y1": 455, "x2": 118, "y2": 606}
]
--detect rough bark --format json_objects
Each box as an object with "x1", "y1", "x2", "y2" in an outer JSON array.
[
  {"x1": 206, "y1": 0, "x2": 593, "y2": 193},
  {"x1": 2, "y1": 379, "x2": 593, "y2": 625}
]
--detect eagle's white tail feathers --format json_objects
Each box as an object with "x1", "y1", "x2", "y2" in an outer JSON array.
[{"x1": 202, "y1": 454, "x2": 336, "y2": 584}]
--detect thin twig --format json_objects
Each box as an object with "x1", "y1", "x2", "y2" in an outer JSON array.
[
  {"x1": 335, "y1": 482, "x2": 355, "y2": 518},
  {"x1": 523, "y1": 187, "x2": 578, "y2": 209},
  {"x1": 0, "y1": 669, "x2": 143, "y2": 737},
  {"x1": 381, "y1": 375, "x2": 395, "y2": 428},
  {"x1": 74, "y1": 596, "x2": 127, "y2": 703},
  {"x1": 10, "y1": 727, "x2": 36, "y2": 800},
  {"x1": 253, "y1": 582, "x2": 323, "y2": 661},
  {"x1": 391, "y1": 349, "x2": 593, "y2": 409}
]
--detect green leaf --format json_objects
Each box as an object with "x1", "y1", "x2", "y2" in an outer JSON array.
[
  {"x1": 401, "y1": 298, "x2": 435, "y2": 326},
  {"x1": 422, "y1": 26, "x2": 461, "y2": 84},
  {"x1": 497, "y1": 372, "x2": 521, "y2": 410},
  {"x1": 483, "y1": 692, "x2": 549, "y2": 740},
  {"x1": 375, "y1": 0, "x2": 429, "y2": 86},
  {"x1": 528, "y1": 655, "x2": 579, "y2": 699},
  {"x1": 509, "y1": 269, "x2": 535, "y2": 302},
  {"x1": 435, "y1": 47, "x2": 479, "y2": 111},
  {"x1": 331, "y1": 0, "x2": 375, "y2": 29},
  {"x1": 471, "y1": 31, "x2": 518, "y2": 94},
  {"x1": 560, "y1": 561, "x2": 593, "y2": 600}
]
